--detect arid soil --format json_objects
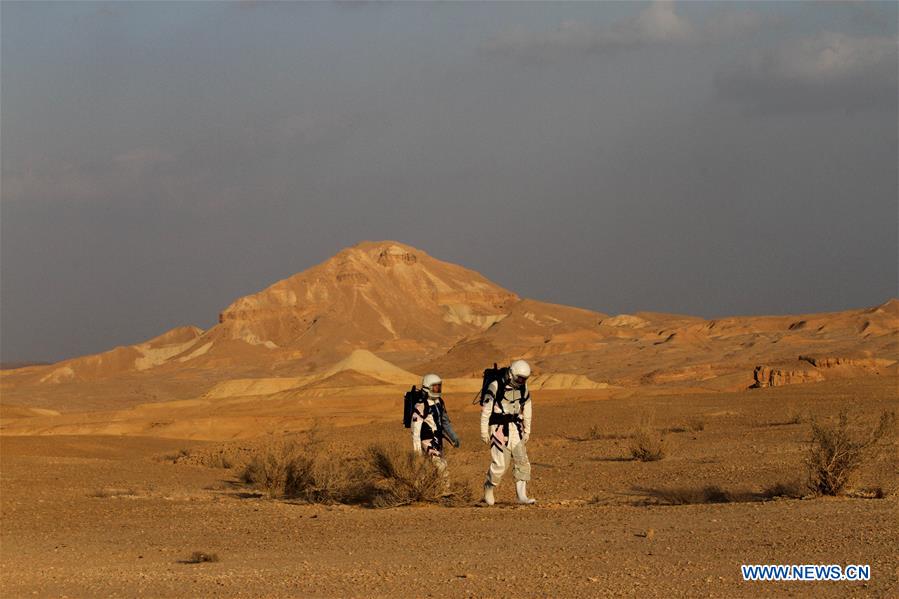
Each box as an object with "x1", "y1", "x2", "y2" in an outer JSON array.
[{"x1": 2, "y1": 376, "x2": 896, "y2": 598}]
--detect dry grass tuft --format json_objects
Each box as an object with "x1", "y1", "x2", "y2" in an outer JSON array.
[
  {"x1": 629, "y1": 416, "x2": 666, "y2": 461},
  {"x1": 197, "y1": 451, "x2": 234, "y2": 469},
  {"x1": 180, "y1": 551, "x2": 219, "y2": 564},
  {"x1": 284, "y1": 453, "x2": 366, "y2": 504},
  {"x1": 687, "y1": 417, "x2": 705, "y2": 432},
  {"x1": 805, "y1": 410, "x2": 895, "y2": 496},
  {"x1": 565, "y1": 425, "x2": 627, "y2": 442},
  {"x1": 239, "y1": 438, "x2": 466, "y2": 507},
  {"x1": 89, "y1": 487, "x2": 138, "y2": 498},
  {"x1": 362, "y1": 443, "x2": 454, "y2": 508},
  {"x1": 846, "y1": 486, "x2": 886, "y2": 499},
  {"x1": 760, "y1": 480, "x2": 805, "y2": 500},
  {"x1": 240, "y1": 439, "x2": 305, "y2": 498},
  {"x1": 752, "y1": 411, "x2": 806, "y2": 428},
  {"x1": 648, "y1": 485, "x2": 734, "y2": 505},
  {"x1": 156, "y1": 448, "x2": 191, "y2": 463},
  {"x1": 156, "y1": 447, "x2": 233, "y2": 468}
]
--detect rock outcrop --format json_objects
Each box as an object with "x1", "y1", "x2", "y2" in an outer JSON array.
[
  {"x1": 751, "y1": 364, "x2": 825, "y2": 388},
  {"x1": 751, "y1": 355, "x2": 896, "y2": 388}
]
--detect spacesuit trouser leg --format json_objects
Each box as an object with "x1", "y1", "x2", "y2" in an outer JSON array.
[
  {"x1": 485, "y1": 441, "x2": 508, "y2": 488},
  {"x1": 510, "y1": 437, "x2": 531, "y2": 482},
  {"x1": 485, "y1": 426, "x2": 530, "y2": 486},
  {"x1": 427, "y1": 447, "x2": 449, "y2": 491}
]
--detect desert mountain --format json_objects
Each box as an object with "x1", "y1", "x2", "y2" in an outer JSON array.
[
  {"x1": 212, "y1": 241, "x2": 518, "y2": 365},
  {"x1": 1, "y1": 241, "x2": 896, "y2": 414}
]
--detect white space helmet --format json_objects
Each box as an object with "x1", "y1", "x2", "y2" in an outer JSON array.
[
  {"x1": 509, "y1": 359, "x2": 531, "y2": 388},
  {"x1": 421, "y1": 373, "x2": 443, "y2": 398}
]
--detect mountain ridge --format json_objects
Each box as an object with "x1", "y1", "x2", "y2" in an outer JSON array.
[{"x1": 1, "y1": 241, "x2": 896, "y2": 412}]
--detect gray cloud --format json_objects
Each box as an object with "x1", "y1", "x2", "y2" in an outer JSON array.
[
  {"x1": 716, "y1": 32, "x2": 898, "y2": 114},
  {"x1": 1, "y1": 2, "x2": 895, "y2": 362},
  {"x1": 484, "y1": 1, "x2": 766, "y2": 59}
]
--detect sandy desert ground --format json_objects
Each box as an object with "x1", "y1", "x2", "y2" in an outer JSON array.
[
  {"x1": 2, "y1": 242, "x2": 897, "y2": 597},
  {"x1": 2, "y1": 376, "x2": 897, "y2": 598}
]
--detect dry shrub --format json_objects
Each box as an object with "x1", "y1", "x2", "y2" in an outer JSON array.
[
  {"x1": 240, "y1": 438, "x2": 363, "y2": 502},
  {"x1": 197, "y1": 451, "x2": 233, "y2": 469},
  {"x1": 362, "y1": 443, "x2": 452, "y2": 507},
  {"x1": 180, "y1": 551, "x2": 219, "y2": 564},
  {"x1": 156, "y1": 448, "x2": 191, "y2": 463},
  {"x1": 240, "y1": 439, "x2": 306, "y2": 498},
  {"x1": 687, "y1": 417, "x2": 705, "y2": 432},
  {"x1": 156, "y1": 447, "x2": 233, "y2": 468},
  {"x1": 586, "y1": 425, "x2": 627, "y2": 440},
  {"x1": 752, "y1": 411, "x2": 805, "y2": 428},
  {"x1": 805, "y1": 410, "x2": 896, "y2": 496},
  {"x1": 847, "y1": 487, "x2": 886, "y2": 499},
  {"x1": 650, "y1": 485, "x2": 733, "y2": 505},
  {"x1": 284, "y1": 453, "x2": 366, "y2": 504},
  {"x1": 641, "y1": 480, "x2": 807, "y2": 506},
  {"x1": 761, "y1": 480, "x2": 805, "y2": 500},
  {"x1": 642, "y1": 485, "x2": 777, "y2": 505},
  {"x1": 629, "y1": 416, "x2": 666, "y2": 462},
  {"x1": 239, "y1": 439, "x2": 465, "y2": 507},
  {"x1": 662, "y1": 424, "x2": 687, "y2": 434},
  {"x1": 567, "y1": 425, "x2": 627, "y2": 442}
]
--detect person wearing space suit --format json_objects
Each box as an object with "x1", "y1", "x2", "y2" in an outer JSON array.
[
  {"x1": 411, "y1": 373, "x2": 459, "y2": 479},
  {"x1": 480, "y1": 359, "x2": 536, "y2": 505}
]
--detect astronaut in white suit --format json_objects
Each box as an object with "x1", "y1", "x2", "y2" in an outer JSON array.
[
  {"x1": 480, "y1": 360, "x2": 536, "y2": 505},
  {"x1": 411, "y1": 373, "x2": 458, "y2": 482}
]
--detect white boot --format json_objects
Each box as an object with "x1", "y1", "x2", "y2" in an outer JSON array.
[
  {"x1": 483, "y1": 483, "x2": 495, "y2": 506},
  {"x1": 516, "y1": 480, "x2": 536, "y2": 505}
]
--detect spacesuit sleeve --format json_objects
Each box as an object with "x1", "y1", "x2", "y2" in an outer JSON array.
[
  {"x1": 411, "y1": 403, "x2": 423, "y2": 454},
  {"x1": 441, "y1": 407, "x2": 460, "y2": 447},
  {"x1": 480, "y1": 381, "x2": 497, "y2": 443},
  {"x1": 522, "y1": 394, "x2": 532, "y2": 440}
]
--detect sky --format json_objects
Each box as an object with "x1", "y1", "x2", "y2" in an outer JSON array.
[{"x1": 1, "y1": 1, "x2": 897, "y2": 363}]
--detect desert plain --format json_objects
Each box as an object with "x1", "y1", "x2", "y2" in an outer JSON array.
[{"x1": 1, "y1": 241, "x2": 897, "y2": 597}]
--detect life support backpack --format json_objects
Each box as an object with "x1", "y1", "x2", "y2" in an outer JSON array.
[
  {"x1": 403, "y1": 385, "x2": 426, "y2": 428},
  {"x1": 473, "y1": 363, "x2": 528, "y2": 405}
]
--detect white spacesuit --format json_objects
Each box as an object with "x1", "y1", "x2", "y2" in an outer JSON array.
[
  {"x1": 480, "y1": 360, "x2": 536, "y2": 505},
  {"x1": 411, "y1": 373, "x2": 458, "y2": 480}
]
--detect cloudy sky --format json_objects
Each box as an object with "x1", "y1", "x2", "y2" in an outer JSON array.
[{"x1": 2, "y1": 1, "x2": 897, "y2": 363}]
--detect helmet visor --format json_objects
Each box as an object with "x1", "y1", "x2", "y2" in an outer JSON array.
[
  {"x1": 513, "y1": 374, "x2": 528, "y2": 387},
  {"x1": 429, "y1": 382, "x2": 442, "y2": 394}
]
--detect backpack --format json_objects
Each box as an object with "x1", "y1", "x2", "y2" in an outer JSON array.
[
  {"x1": 473, "y1": 363, "x2": 509, "y2": 406},
  {"x1": 403, "y1": 385, "x2": 425, "y2": 428}
]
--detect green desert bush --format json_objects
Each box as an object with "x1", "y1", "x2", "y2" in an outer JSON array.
[{"x1": 805, "y1": 410, "x2": 896, "y2": 496}]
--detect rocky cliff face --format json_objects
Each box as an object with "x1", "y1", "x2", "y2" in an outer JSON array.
[
  {"x1": 751, "y1": 355, "x2": 897, "y2": 389},
  {"x1": 751, "y1": 364, "x2": 825, "y2": 388}
]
